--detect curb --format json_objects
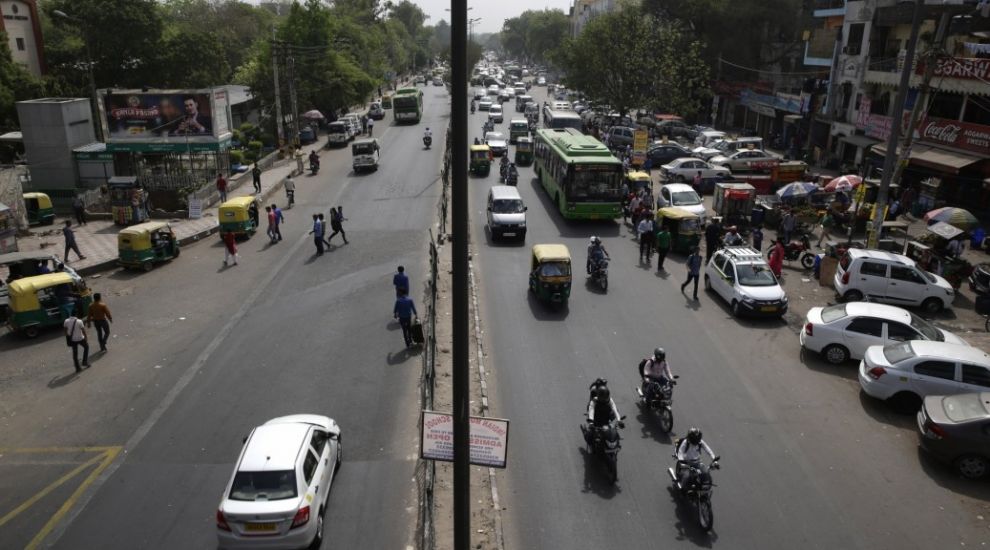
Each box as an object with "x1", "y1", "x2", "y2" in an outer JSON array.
[
  {"x1": 468, "y1": 259, "x2": 506, "y2": 550},
  {"x1": 74, "y1": 181, "x2": 285, "y2": 277}
]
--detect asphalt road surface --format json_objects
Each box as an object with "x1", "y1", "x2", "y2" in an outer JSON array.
[
  {"x1": 469, "y1": 85, "x2": 990, "y2": 549},
  {"x1": 0, "y1": 87, "x2": 447, "y2": 549}
]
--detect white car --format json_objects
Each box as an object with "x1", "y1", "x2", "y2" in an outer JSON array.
[
  {"x1": 657, "y1": 183, "x2": 706, "y2": 223},
  {"x1": 487, "y1": 84, "x2": 500, "y2": 96},
  {"x1": 694, "y1": 130, "x2": 726, "y2": 148},
  {"x1": 704, "y1": 247, "x2": 788, "y2": 318},
  {"x1": 660, "y1": 158, "x2": 731, "y2": 184},
  {"x1": 489, "y1": 105, "x2": 504, "y2": 123},
  {"x1": 800, "y1": 302, "x2": 968, "y2": 365},
  {"x1": 709, "y1": 149, "x2": 779, "y2": 172},
  {"x1": 217, "y1": 415, "x2": 341, "y2": 549},
  {"x1": 478, "y1": 99, "x2": 493, "y2": 111},
  {"x1": 485, "y1": 131, "x2": 508, "y2": 156},
  {"x1": 473, "y1": 88, "x2": 485, "y2": 100},
  {"x1": 834, "y1": 248, "x2": 955, "y2": 313},
  {"x1": 859, "y1": 341, "x2": 990, "y2": 412},
  {"x1": 537, "y1": 76, "x2": 547, "y2": 86}
]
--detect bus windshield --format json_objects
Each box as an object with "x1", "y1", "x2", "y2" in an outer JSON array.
[{"x1": 569, "y1": 165, "x2": 623, "y2": 202}]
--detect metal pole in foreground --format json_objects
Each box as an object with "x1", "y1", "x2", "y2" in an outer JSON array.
[
  {"x1": 450, "y1": 0, "x2": 470, "y2": 547},
  {"x1": 870, "y1": 0, "x2": 924, "y2": 248},
  {"x1": 271, "y1": 25, "x2": 285, "y2": 148}
]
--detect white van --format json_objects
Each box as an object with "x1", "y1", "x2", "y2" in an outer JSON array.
[
  {"x1": 834, "y1": 248, "x2": 955, "y2": 314},
  {"x1": 326, "y1": 121, "x2": 350, "y2": 147},
  {"x1": 487, "y1": 186, "x2": 527, "y2": 241}
]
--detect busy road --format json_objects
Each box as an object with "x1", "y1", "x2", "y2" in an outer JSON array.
[
  {"x1": 0, "y1": 87, "x2": 449, "y2": 549},
  {"x1": 469, "y1": 84, "x2": 990, "y2": 549}
]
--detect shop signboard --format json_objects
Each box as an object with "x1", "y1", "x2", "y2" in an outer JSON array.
[
  {"x1": 917, "y1": 57, "x2": 990, "y2": 81},
  {"x1": 917, "y1": 117, "x2": 990, "y2": 156},
  {"x1": 421, "y1": 410, "x2": 510, "y2": 469},
  {"x1": 101, "y1": 89, "x2": 232, "y2": 143}
]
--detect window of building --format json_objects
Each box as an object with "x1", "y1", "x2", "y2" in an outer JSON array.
[
  {"x1": 871, "y1": 92, "x2": 891, "y2": 115},
  {"x1": 15, "y1": 38, "x2": 25, "y2": 52},
  {"x1": 927, "y1": 93, "x2": 964, "y2": 120},
  {"x1": 846, "y1": 24, "x2": 865, "y2": 56},
  {"x1": 962, "y1": 96, "x2": 990, "y2": 127}
]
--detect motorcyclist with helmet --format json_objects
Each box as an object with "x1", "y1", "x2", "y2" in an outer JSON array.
[
  {"x1": 639, "y1": 347, "x2": 674, "y2": 400},
  {"x1": 675, "y1": 428, "x2": 716, "y2": 491},
  {"x1": 584, "y1": 379, "x2": 622, "y2": 441},
  {"x1": 587, "y1": 236, "x2": 610, "y2": 275},
  {"x1": 308, "y1": 150, "x2": 320, "y2": 172}
]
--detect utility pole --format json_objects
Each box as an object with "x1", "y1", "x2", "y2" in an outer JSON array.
[
  {"x1": 271, "y1": 25, "x2": 285, "y2": 149},
  {"x1": 888, "y1": 10, "x2": 951, "y2": 196},
  {"x1": 288, "y1": 55, "x2": 300, "y2": 149},
  {"x1": 870, "y1": 0, "x2": 925, "y2": 247},
  {"x1": 451, "y1": 0, "x2": 470, "y2": 548}
]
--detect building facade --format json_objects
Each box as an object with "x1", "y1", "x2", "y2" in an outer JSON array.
[{"x1": 0, "y1": 0, "x2": 45, "y2": 77}]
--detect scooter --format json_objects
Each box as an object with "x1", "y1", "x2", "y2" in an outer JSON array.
[
  {"x1": 424, "y1": 135, "x2": 432, "y2": 149},
  {"x1": 668, "y1": 455, "x2": 721, "y2": 532}
]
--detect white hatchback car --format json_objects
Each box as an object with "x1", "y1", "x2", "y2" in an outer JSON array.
[
  {"x1": 660, "y1": 158, "x2": 731, "y2": 184},
  {"x1": 860, "y1": 341, "x2": 990, "y2": 412},
  {"x1": 657, "y1": 183, "x2": 707, "y2": 224},
  {"x1": 217, "y1": 415, "x2": 341, "y2": 549},
  {"x1": 704, "y1": 247, "x2": 788, "y2": 318},
  {"x1": 834, "y1": 248, "x2": 955, "y2": 313},
  {"x1": 800, "y1": 302, "x2": 968, "y2": 365}
]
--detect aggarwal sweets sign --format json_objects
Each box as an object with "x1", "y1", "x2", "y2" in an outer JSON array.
[{"x1": 917, "y1": 117, "x2": 990, "y2": 156}]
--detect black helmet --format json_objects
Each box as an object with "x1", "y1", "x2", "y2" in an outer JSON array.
[
  {"x1": 687, "y1": 428, "x2": 702, "y2": 445},
  {"x1": 654, "y1": 347, "x2": 665, "y2": 361},
  {"x1": 596, "y1": 386, "x2": 611, "y2": 402}
]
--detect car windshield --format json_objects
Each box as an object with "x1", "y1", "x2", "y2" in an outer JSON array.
[
  {"x1": 492, "y1": 199, "x2": 524, "y2": 214},
  {"x1": 229, "y1": 470, "x2": 297, "y2": 501},
  {"x1": 921, "y1": 270, "x2": 937, "y2": 283},
  {"x1": 671, "y1": 190, "x2": 701, "y2": 206},
  {"x1": 491, "y1": 106, "x2": 501, "y2": 112},
  {"x1": 909, "y1": 312, "x2": 944, "y2": 341},
  {"x1": 485, "y1": 132, "x2": 505, "y2": 142},
  {"x1": 883, "y1": 342, "x2": 916, "y2": 364},
  {"x1": 942, "y1": 393, "x2": 990, "y2": 422},
  {"x1": 736, "y1": 264, "x2": 778, "y2": 286},
  {"x1": 713, "y1": 140, "x2": 731, "y2": 151},
  {"x1": 820, "y1": 304, "x2": 848, "y2": 323}
]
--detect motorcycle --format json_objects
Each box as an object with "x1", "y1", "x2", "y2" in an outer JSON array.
[
  {"x1": 471, "y1": 103, "x2": 476, "y2": 114},
  {"x1": 588, "y1": 257, "x2": 609, "y2": 292},
  {"x1": 499, "y1": 159, "x2": 509, "y2": 182},
  {"x1": 505, "y1": 164, "x2": 518, "y2": 186},
  {"x1": 581, "y1": 416, "x2": 626, "y2": 484},
  {"x1": 636, "y1": 375, "x2": 679, "y2": 433},
  {"x1": 424, "y1": 135, "x2": 432, "y2": 149},
  {"x1": 770, "y1": 233, "x2": 815, "y2": 270},
  {"x1": 286, "y1": 189, "x2": 295, "y2": 209},
  {"x1": 668, "y1": 455, "x2": 721, "y2": 532},
  {"x1": 309, "y1": 160, "x2": 319, "y2": 175}
]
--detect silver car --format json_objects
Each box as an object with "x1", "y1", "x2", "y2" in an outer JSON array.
[{"x1": 709, "y1": 149, "x2": 779, "y2": 172}]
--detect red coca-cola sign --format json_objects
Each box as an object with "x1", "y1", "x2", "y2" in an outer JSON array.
[{"x1": 918, "y1": 117, "x2": 990, "y2": 156}]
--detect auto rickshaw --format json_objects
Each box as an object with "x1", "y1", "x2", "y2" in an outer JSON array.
[
  {"x1": 7, "y1": 272, "x2": 92, "y2": 338},
  {"x1": 656, "y1": 206, "x2": 702, "y2": 254},
  {"x1": 118, "y1": 221, "x2": 180, "y2": 271},
  {"x1": 24, "y1": 192, "x2": 55, "y2": 226},
  {"x1": 218, "y1": 196, "x2": 261, "y2": 239},
  {"x1": 471, "y1": 144, "x2": 493, "y2": 177},
  {"x1": 528, "y1": 244, "x2": 571, "y2": 307},
  {"x1": 514, "y1": 137, "x2": 534, "y2": 166},
  {"x1": 625, "y1": 171, "x2": 652, "y2": 195},
  {"x1": 382, "y1": 94, "x2": 392, "y2": 109}
]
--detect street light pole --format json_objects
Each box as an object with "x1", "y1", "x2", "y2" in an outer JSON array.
[{"x1": 53, "y1": 10, "x2": 102, "y2": 142}]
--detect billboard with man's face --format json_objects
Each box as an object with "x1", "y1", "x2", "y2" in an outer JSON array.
[{"x1": 102, "y1": 91, "x2": 228, "y2": 142}]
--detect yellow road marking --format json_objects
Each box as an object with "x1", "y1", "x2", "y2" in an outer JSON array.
[{"x1": 0, "y1": 446, "x2": 122, "y2": 549}]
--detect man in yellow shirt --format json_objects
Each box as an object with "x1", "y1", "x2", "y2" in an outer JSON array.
[{"x1": 86, "y1": 293, "x2": 113, "y2": 353}]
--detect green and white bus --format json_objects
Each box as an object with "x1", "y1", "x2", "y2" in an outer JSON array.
[
  {"x1": 393, "y1": 87, "x2": 423, "y2": 123},
  {"x1": 534, "y1": 128, "x2": 624, "y2": 220}
]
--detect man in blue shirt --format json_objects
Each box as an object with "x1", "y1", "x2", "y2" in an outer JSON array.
[
  {"x1": 271, "y1": 203, "x2": 284, "y2": 241},
  {"x1": 393, "y1": 265, "x2": 409, "y2": 297},
  {"x1": 393, "y1": 289, "x2": 418, "y2": 348},
  {"x1": 309, "y1": 214, "x2": 325, "y2": 255},
  {"x1": 680, "y1": 246, "x2": 702, "y2": 300}
]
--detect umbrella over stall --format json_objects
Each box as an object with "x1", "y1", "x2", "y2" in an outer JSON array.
[
  {"x1": 924, "y1": 207, "x2": 979, "y2": 231},
  {"x1": 824, "y1": 175, "x2": 862, "y2": 193},
  {"x1": 302, "y1": 110, "x2": 325, "y2": 120},
  {"x1": 776, "y1": 181, "x2": 819, "y2": 200}
]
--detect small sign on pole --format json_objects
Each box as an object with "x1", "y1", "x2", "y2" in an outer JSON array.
[
  {"x1": 421, "y1": 410, "x2": 510, "y2": 469},
  {"x1": 188, "y1": 195, "x2": 203, "y2": 219}
]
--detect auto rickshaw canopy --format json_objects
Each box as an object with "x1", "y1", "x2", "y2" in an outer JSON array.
[
  {"x1": 531, "y1": 244, "x2": 571, "y2": 265},
  {"x1": 516, "y1": 137, "x2": 533, "y2": 149},
  {"x1": 657, "y1": 206, "x2": 700, "y2": 221},
  {"x1": 118, "y1": 221, "x2": 173, "y2": 250},
  {"x1": 23, "y1": 192, "x2": 53, "y2": 209},
  {"x1": 7, "y1": 272, "x2": 79, "y2": 312},
  {"x1": 219, "y1": 196, "x2": 258, "y2": 222},
  {"x1": 352, "y1": 138, "x2": 379, "y2": 155},
  {"x1": 471, "y1": 144, "x2": 491, "y2": 155}
]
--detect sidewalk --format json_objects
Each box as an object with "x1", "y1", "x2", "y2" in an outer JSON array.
[{"x1": 14, "y1": 155, "x2": 307, "y2": 276}]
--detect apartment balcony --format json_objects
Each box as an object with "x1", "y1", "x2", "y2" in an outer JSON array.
[{"x1": 813, "y1": 0, "x2": 846, "y2": 18}]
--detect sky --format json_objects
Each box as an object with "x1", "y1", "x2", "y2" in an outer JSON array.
[{"x1": 413, "y1": 0, "x2": 572, "y2": 34}]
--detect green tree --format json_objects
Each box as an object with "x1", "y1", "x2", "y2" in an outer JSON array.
[
  {"x1": 0, "y1": 31, "x2": 45, "y2": 131},
  {"x1": 501, "y1": 10, "x2": 569, "y2": 66},
  {"x1": 156, "y1": 27, "x2": 230, "y2": 88}
]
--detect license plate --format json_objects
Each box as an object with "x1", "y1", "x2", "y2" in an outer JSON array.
[
  {"x1": 760, "y1": 306, "x2": 777, "y2": 312},
  {"x1": 245, "y1": 522, "x2": 277, "y2": 532}
]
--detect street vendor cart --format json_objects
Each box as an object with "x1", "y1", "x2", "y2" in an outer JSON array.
[
  {"x1": 108, "y1": 176, "x2": 149, "y2": 226},
  {"x1": 713, "y1": 182, "x2": 756, "y2": 232}
]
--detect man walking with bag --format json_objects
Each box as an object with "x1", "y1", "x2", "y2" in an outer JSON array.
[
  {"x1": 393, "y1": 288, "x2": 418, "y2": 348},
  {"x1": 64, "y1": 306, "x2": 90, "y2": 372}
]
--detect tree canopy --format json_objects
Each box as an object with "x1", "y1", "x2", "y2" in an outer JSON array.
[{"x1": 501, "y1": 10, "x2": 570, "y2": 66}]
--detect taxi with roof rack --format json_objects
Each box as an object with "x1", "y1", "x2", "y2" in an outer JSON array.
[{"x1": 704, "y1": 246, "x2": 788, "y2": 318}]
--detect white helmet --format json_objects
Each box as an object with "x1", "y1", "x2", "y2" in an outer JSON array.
[{"x1": 590, "y1": 236, "x2": 601, "y2": 245}]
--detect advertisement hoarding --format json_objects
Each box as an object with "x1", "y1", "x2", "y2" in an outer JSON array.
[
  {"x1": 102, "y1": 89, "x2": 232, "y2": 143},
  {"x1": 421, "y1": 411, "x2": 509, "y2": 469}
]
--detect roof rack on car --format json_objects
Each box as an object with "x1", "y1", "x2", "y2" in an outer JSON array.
[{"x1": 722, "y1": 247, "x2": 764, "y2": 262}]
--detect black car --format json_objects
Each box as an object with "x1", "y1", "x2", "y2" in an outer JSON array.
[
  {"x1": 646, "y1": 143, "x2": 694, "y2": 166},
  {"x1": 969, "y1": 263, "x2": 990, "y2": 296},
  {"x1": 918, "y1": 392, "x2": 990, "y2": 479}
]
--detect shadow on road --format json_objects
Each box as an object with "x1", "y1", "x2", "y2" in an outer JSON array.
[
  {"x1": 666, "y1": 485, "x2": 718, "y2": 548},
  {"x1": 915, "y1": 446, "x2": 990, "y2": 501},
  {"x1": 797, "y1": 347, "x2": 859, "y2": 381},
  {"x1": 385, "y1": 319, "x2": 401, "y2": 332},
  {"x1": 482, "y1": 226, "x2": 526, "y2": 248},
  {"x1": 47, "y1": 370, "x2": 80, "y2": 388},
  {"x1": 107, "y1": 268, "x2": 147, "y2": 281},
  {"x1": 577, "y1": 445, "x2": 621, "y2": 499},
  {"x1": 526, "y1": 290, "x2": 569, "y2": 321},
  {"x1": 387, "y1": 347, "x2": 420, "y2": 365},
  {"x1": 635, "y1": 405, "x2": 674, "y2": 445},
  {"x1": 524, "y1": 177, "x2": 621, "y2": 240},
  {"x1": 0, "y1": 326, "x2": 62, "y2": 351},
  {"x1": 857, "y1": 390, "x2": 916, "y2": 430}
]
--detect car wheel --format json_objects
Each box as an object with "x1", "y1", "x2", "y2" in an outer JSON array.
[
  {"x1": 921, "y1": 297, "x2": 943, "y2": 314},
  {"x1": 889, "y1": 392, "x2": 922, "y2": 414},
  {"x1": 731, "y1": 300, "x2": 741, "y2": 317},
  {"x1": 310, "y1": 507, "x2": 326, "y2": 549},
  {"x1": 704, "y1": 275, "x2": 711, "y2": 290},
  {"x1": 954, "y1": 455, "x2": 990, "y2": 480},
  {"x1": 142, "y1": 261, "x2": 153, "y2": 272},
  {"x1": 23, "y1": 326, "x2": 39, "y2": 339},
  {"x1": 821, "y1": 344, "x2": 849, "y2": 365},
  {"x1": 842, "y1": 290, "x2": 864, "y2": 302}
]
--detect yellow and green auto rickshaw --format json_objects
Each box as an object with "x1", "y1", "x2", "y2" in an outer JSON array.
[
  {"x1": 528, "y1": 244, "x2": 572, "y2": 307},
  {"x1": 118, "y1": 221, "x2": 180, "y2": 271},
  {"x1": 381, "y1": 94, "x2": 392, "y2": 109},
  {"x1": 218, "y1": 196, "x2": 260, "y2": 239},
  {"x1": 23, "y1": 192, "x2": 56, "y2": 226},
  {"x1": 656, "y1": 206, "x2": 702, "y2": 254},
  {"x1": 625, "y1": 171, "x2": 652, "y2": 195},
  {"x1": 514, "y1": 137, "x2": 534, "y2": 166},
  {"x1": 7, "y1": 272, "x2": 92, "y2": 338},
  {"x1": 470, "y1": 144, "x2": 493, "y2": 177}
]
